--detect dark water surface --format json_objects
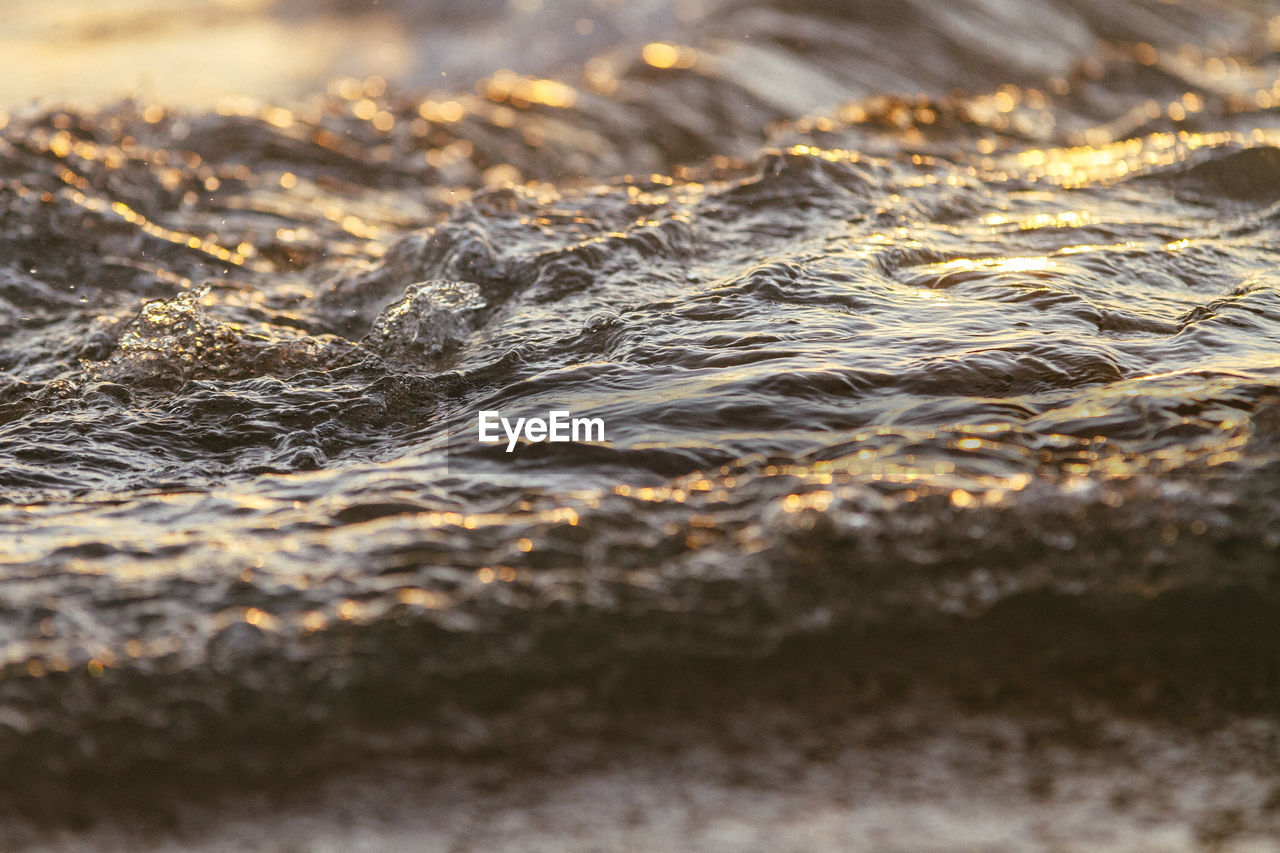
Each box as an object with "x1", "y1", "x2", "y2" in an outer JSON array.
[{"x1": 2, "y1": 0, "x2": 1280, "y2": 804}]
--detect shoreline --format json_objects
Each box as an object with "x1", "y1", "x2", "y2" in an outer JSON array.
[
  {"x1": 12, "y1": 694, "x2": 1280, "y2": 850},
  {"x1": 7, "y1": 587, "x2": 1280, "y2": 849}
]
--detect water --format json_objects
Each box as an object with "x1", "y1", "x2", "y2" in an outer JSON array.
[{"x1": 2, "y1": 0, "x2": 1280, "y2": 803}]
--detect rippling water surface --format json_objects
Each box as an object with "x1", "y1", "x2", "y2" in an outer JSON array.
[{"x1": 3, "y1": 0, "x2": 1280, "y2": 799}]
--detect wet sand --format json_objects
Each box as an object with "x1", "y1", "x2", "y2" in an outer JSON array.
[
  {"x1": 11, "y1": 697, "x2": 1280, "y2": 851},
  {"x1": 7, "y1": 598, "x2": 1280, "y2": 850}
]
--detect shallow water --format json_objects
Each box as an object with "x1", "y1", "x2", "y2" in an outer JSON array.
[{"x1": 2, "y1": 0, "x2": 1280, "y2": 790}]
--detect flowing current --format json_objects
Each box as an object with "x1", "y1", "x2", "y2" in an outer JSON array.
[{"x1": 2, "y1": 0, "x2": 1280, "y2": 809}]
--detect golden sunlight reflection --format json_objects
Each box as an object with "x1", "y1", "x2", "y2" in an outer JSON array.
[
  {"x1": 480, "y1": 70, "x2": 579, "y2": 109},
  {"x1": 998, "y1": 129, "x2": 1280, "y2": 186},
  {"x1": 920, "y1": 256, "x2": 1062, "y2": 276},
  {"x1": 642, "y1": 42, "x2": 696, "y2": 70}
]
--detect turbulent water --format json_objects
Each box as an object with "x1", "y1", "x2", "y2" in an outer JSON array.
[{"x1": 3, "y1": 0, "x2": 1280, "y2": 800}]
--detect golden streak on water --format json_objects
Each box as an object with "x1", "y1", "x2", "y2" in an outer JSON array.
[
  {"x1": 479, "y1": 70, "x2": 580, "y2": 109},
  {"x1": 642, "y1": 42, "x2": 696, "y2": 70}
]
